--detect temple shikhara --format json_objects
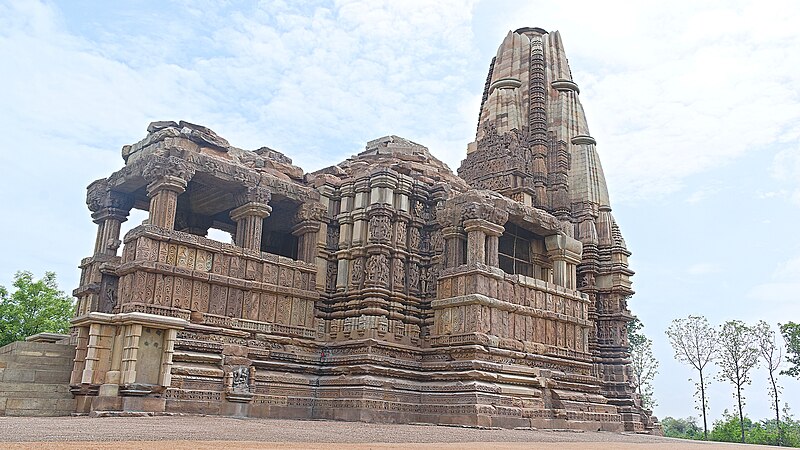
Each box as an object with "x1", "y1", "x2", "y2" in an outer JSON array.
[{"x1": 4, "y1": 28, "x2": 657, "y2": 432}]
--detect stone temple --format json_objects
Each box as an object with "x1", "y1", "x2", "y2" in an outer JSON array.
[{"x1": 46, "y1": 28, "x2": 655, "y2": 431}]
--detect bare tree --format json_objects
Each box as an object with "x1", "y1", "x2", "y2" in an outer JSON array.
[
  {"x1": 666, "y1": 315, "x2": 717, "y2": 440},
  {"x1": 755, "y1": 320, "x2": 784, "y2": 446},
  {"x1": 718, "y1": 320, "x2": 759, "y2": 444},
  {"x1": 628, "y1": 316, "x2": 658, "y2": 409}
]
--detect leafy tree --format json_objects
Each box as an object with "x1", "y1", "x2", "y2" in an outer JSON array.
[
  {"x1": 627, "y1": 316, "x2": 658, "y2": 409},
  {"x1": 717, "y1": 320, "x2": 759, "y2": 444},
  {"x1": 782, "y1": 322, "x2": 800, "y2": 379},
  {"x1": 708, "y1": 408, "x2": 800, "y2": 447},
  {"x1": 755, "y1": 320, "x2": 785, "y2": 445},
  {"x1": 661, "y1": 416, "x2": 702, "y2": 440},
  {"x1": 709, "y1": 409, "x2": 753, "y2": 443},
  {"x1": 0, "y1": 271, "x2": 74, "y2": 347},
  {"x1": 666, "y1": 315, "x2": 717, "y2": 439}
]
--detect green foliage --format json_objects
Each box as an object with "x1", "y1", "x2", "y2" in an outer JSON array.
[
  {"x1": 661, "y1": 416, "x2": 703, "y2": 440},
  {"x1": 0, "y1": 271, "x2": 74, "y2": 347},
  {"x1": 627, "y1": 316, "x2": 658, "y2": 409},
  {"x1": 782, "y1": 322, "x2": 800, "y2": 379},
  {"x1": 709, "y1": 409, "x2": 800, "y2": 447}
]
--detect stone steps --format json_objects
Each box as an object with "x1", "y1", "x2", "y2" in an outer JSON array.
[{"x1": 0, "y1": 340, "x2": 76, "y2": 416}]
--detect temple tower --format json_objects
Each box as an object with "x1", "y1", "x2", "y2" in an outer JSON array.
[{"x1": 459, "y1": 27, "x2": 643, "y2": 428}]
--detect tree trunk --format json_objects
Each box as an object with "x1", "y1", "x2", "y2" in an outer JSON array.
[
  {"x1": 770, "y1": 373, "x2": 781, "y2": 446},
  {"x1": 737, "y1": 383, "x2": 745, "y2": 443},
  {"x1": 700, "y1": 369, "x2": 708, "y2": 440}
]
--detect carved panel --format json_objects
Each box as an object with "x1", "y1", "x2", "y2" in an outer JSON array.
[
  {"x1": 366, "y1": 254, "x2": 389, "y2": 285},
  {"x1": 408, "y1": 263, "x2": 420, "y2": 291},
  {"x1": 326, "y1": 260, "x2": 337, "y2": 293},
  {"x1": 408, "y1": 227, "x2": 421, "y2": 251},
  {"x1": 368, "y1": 215, "x2": 391, "y2": 242},
  {"x1": 395, "y1": 221, "x2": 407, "y2": 247},
  {"x1": 393, "y1": 258, "x2": 405, "y2": 290},
  {"x1": 351, "y1": 258, "x2": 364, "y2": 286},
  {"x1": 209, "y1": 284, "x2": 228, "y2": 316}
]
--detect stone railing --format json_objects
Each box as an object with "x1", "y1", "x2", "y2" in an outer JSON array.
[
  {"x1": 431, "y1": 266, "x2": 591, "y2": 358},
  {"x1": 115, "y1": 225, "x2": 319, "y2": 338}
]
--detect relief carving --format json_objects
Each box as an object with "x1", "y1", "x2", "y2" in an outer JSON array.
[
  {"x1": 368, "y1": 215, "x2": 391, "y2": 242},
  {"x1": 395, "y1": 221, "x2": 407, "y2": 246},
  {"x1": 366, "y1": 254, "x2": 389, "y2": 285},
  {"x1": 408, "y1": 227, "x2": 421, "y2": 251},
  {"x1": 408, "y1": 263, "x2": 420, "y2": 291},
  {"x1": 393, "y1": 258, "x2": 405, "y2": 288},
  {"x1": 351, "y1": 258, "x2": 364, "y2": 285}
]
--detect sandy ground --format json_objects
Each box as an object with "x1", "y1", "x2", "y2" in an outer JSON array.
[{"x1": 0, "y1": 416, "x2": 777, "y2": 449}]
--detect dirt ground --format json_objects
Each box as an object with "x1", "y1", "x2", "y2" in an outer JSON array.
[{"x1": 0, "y1": 416, "x2": 774, "y2": 449}]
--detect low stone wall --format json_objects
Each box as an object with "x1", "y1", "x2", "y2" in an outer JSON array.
[{"x1": 0, "y1": 341, "x2": 75, "y2": 416}]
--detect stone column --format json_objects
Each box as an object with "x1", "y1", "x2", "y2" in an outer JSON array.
[
  {"x1": 86, "y1": 180, "x2": 135, "y2": 256},
  {"x1": 292, "y1": 203, "x2": 325, "y2": 263},
  {"x1": 142, "y1": 156, "x2": 195, "y2": 230},
  {"x1": 230, "y1": 186, "x2": 272, "y2": 252},
  {"x1": 485, "y1": 224, "x2": 504, "y2": 267},
  {"x1": 463, "y1": 218, "x2": 505, "y2": 266},
  {"x1": 442, "y1": 226, "x2": 466, "y2": 268},
  {"x1": 231, "y1": 203, "x2": 271, "y2": 251},
  {"x1": 545, "y1": 234, "x2": 583, "y2": 288}
]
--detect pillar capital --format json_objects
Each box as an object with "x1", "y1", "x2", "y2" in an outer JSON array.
[
  {"x1": 294, "y1": 202, "x2": 326, "y2": 223},
  {"x1": 544, "y1": 233, "x2": 582, "y2": 264},
  {"x1": 146, "y1": 176, "x2": 188, "y2": 197},
  {"x1": 87, "y1": 180, "x2": 134, "y2": 216},
  {"x1": 292, "y1": 220, "x2": 320, "y2": 237},
  {"x1": 463, "y1": 218, "x2": 505, "y2": 237},
  {"x1": 230, "y1": 202, "x2": 272, "y2": 222},
  {"x1": 87, "y1": 181, "x2": 134, "y2": 255},
  {"x1": 236, "y1": 185, "x2": 271, "y2": 205},
  {"x1": 142, "y1": 155, "x2": 195, "y2": 186}
]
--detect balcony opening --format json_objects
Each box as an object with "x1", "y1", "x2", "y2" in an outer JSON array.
[{"x1": 498, "y1": 221, "x2": 550, "y2": 280}]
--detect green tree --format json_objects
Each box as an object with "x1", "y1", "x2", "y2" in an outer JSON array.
[
  {"x1": 666, "y1": 315, "x2": 717, "y2": 440},
  {"x1": 708, "y1": 408, "x2": 800, "y2": 447},
  {"x1": 661, "y1": 416, "x2": 702, "y2": 440},
  {"x1": 717, "y1": 320, "x2": 760, "y2": 444},
  {"x1": 709, "y1": 409, "x2": 753, "y2": 443},
  {"x1": 755, "y1": 320, "x2": 785, "y2": 446},
  {"x1": 781, "y1": 322, "x2": 800, "y2": 379},
  {"x1": 0, "y1": 271, "x2": 74, "y2": 347},
  {"x1": 627, "y1": 316, "x2": 658, "y2": 409}
]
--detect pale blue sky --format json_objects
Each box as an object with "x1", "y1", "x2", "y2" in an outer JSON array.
[{"x1": 1, "y1": 0, "x2": 799, "y2": 423}]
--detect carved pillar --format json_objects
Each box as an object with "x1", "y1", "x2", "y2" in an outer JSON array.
[
  {"x1": 230, "y1": 186, "x2": 272, "y2": 252},
  {"x1": 545, "y1": 234, "x2": 582, "y2": 289},
  {"x1": 292, "y1": 203, "x2": 325, "y2": 263},
  {"x1": 485, "y1": 225, "x2": 503, "y2": 267},
  {"x1": 87, "y1": 180, "x2": 134, "y2": 257},
  {"x1": 442, "y1": 226, "x2": 466, "y2": 268},
  {"x1": 142, "y1": 156, "x2": 194, "y2": 230},
  {"x1": 231, "y1": 204, "x2": 271, "y2": 251},
  {"x1": 463, "y1": 218, "x2": 505, "y2": 266}
]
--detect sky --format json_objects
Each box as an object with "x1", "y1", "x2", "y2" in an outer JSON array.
[{"x1": 1, "y1": 0, "x2": 799, "y2": 424}]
